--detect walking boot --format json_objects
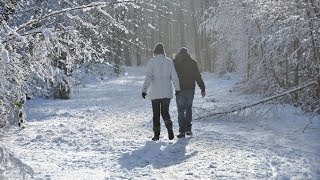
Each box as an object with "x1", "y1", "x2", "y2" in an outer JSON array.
[
  {"x1": 152, "y1": 131, "x2": 160, "y2": 141},
  {"x1": 168, "y1": 129, "x2": 174, "y2": 140},
  {"x1": 165, "y1": 120, "x2": 174, "y2": 140},
  {"x1": 185, "y1": 131, "x2": 193, "y2": 136},
  {"x1": 177, "y1": 132, "x2": 185, "y2": 138}
]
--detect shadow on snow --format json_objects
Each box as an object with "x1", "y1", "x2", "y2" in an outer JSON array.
[{"x1": 119, "y1": 138, "x2": 197, "y2": 170}]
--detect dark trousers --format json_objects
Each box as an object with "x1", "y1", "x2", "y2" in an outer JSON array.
[
  {"x1": 176, "y1": 90, "x2": 195, "y2": 133},
  {"x1": 151, "y1": 98, "x2": 172, "y2": 132}
]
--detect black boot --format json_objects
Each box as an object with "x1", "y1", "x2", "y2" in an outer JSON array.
[
  {"x1": 165, "y1": 120, "x2": 174, "y2": 140},
  {"x1": 152, "y1": 131, "x2": 160, "y2": 141},
  {"x1": 168, "y1": 129, "x2": 174, "y2": 140},
  {"x1": 177, "y1": 132, "x2": 185, "y2": 138}
]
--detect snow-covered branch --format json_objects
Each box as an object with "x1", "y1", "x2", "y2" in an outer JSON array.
[{"x1": 13, "y1": 1, "x2": 135, "y2": 34}]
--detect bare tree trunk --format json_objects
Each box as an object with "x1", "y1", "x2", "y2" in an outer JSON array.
[
  {"x1": 133, "y1": 7, "x2": 141, "y2": 66},
  {"x1": 317, "y1": 77, "x2": 320, "y2": 98},
  {"x1": 136, "y1": 50, "x2": 141, "y2": 66},
  {"x1": 167, "y1": 21, "x2": 173, "y2": 58},
  {"x1": 285, "y1": 53, "x2": 289, "y2": 87},
  {"x1": 151, "y1": 17, "x2": 156, "y2": 52},
  {"x1": 164, "y1": 1, "x2": 172, "y2": 58},
  {"x1": 204, "y1": 38, "x2": 211, "y2": 72},
  {"x1": 179, "y1": 0, "x2": 185, "y2": 47},
  {"x1": 145, "y1": 37, "x2": 149, "y2": 58},
  {"x1": 158, "y1": 9, "x2": 162, "y2": 43},
  {"x1": 124, "y1": 43, "x2": 131, "y2": 66},
  {"x1": 293, "y1": 37, "x2": 302, "y2": 102},
  {"x1": 114, "y1": 40, "x2": 122, "y2": 75},
  {"x1": 247, "y1": 62, "x2": 251, "y2": 81},
  {"x1": 191, "y1": 0, "x2": 201, "y2": 64},
  {"x1": 203, "y1": 0, "x2": 212, "y2": 72},
  {"x1": 246, "y1": 32, "x2": 252, "y2": 81}
]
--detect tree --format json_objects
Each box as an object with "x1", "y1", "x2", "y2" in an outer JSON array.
[
  {"x1": 201, "y1": 0, "x2": 320, "y2": 111},
  {"x1": 0, "y1": 0, "x2": 136, "y2": 127}
]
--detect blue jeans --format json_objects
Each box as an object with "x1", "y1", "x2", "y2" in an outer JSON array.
[{"x1": 176, "y1": 90, "x2": 195, "y2": 133}]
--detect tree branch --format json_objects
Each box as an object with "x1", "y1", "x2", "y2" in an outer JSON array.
[{"x1": 12, "y1": 0, "x2": 136, "y2": 34}]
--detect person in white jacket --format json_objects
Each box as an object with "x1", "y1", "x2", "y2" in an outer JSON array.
[{"x1": 142, "y1": 43, "x2": 181, "y2": 141}]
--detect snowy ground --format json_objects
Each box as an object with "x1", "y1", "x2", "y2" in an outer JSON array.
[{"x1": 1, "y1": 67, "x2": 320, "y2": 180}]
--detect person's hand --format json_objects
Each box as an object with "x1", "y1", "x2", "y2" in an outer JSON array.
[
  {"x1": 142, "y1": 92, "x2": 147, "y2": 99},
  {"x1": 201, "y1": 91, "x2": 206, "y2": 98},
  {"x1": 175, "y1": 91, "x2": 181, "y2": 96}
]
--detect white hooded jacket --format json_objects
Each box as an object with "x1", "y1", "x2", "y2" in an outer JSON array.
[{"x1": 142, "y1": 54, "x2": 181, "y2": 100}]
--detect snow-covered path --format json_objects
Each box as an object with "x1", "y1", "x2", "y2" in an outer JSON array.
[{"x1": 2, "y1": 67, "x2": 320, "y2": 179}]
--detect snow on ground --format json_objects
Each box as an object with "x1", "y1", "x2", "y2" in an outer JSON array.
[{"x1": 1, "y1": 66, "x2": 320, "y2": 179}]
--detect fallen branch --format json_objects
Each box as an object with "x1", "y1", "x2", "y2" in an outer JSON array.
[{"x1": 194, "y1": 81, "x2": 318, "y2": 120}]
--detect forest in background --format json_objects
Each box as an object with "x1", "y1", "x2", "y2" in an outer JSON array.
[{"x1": 0, "y1": 0, "x2": 319, "y2": 127}]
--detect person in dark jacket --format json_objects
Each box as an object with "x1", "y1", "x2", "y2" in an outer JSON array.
[{"x1": 173, "y1": 47, "x2": 206, "y2": 138}]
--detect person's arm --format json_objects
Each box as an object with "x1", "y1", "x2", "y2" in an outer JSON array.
[
  {"x1": 194, "y1": 62, "x2": 206, "y2": 96},
  {"x1": 170, "y1": 61, "x2": 181, "y2": 91},
  {"x1": 142, "y1": 60, "x2": 153, "y2": 94}
]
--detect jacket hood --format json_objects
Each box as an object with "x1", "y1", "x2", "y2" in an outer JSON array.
[{"x1": 174, "y1": 52, "x2": 192, "y2": 63}]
